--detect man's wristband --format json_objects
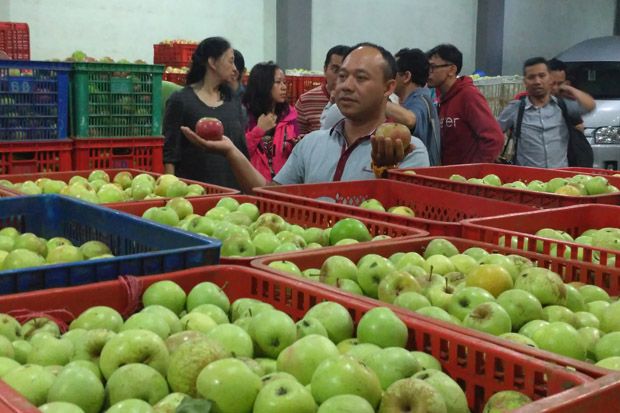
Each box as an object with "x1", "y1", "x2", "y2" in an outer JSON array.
[{"x1": 371, "y1": 161, "x2": 398, "y2": 178}]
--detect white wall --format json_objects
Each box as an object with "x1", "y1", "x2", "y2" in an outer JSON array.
[
  {"x1": 3, "y1": 0, "x2": 277, "y2": 67},
  {"x1": 311, "y1": 0, "x2": 479, "y2": 73},
  {"x1": 502, "y1": 0, "x2": 616, "y2": 75}
]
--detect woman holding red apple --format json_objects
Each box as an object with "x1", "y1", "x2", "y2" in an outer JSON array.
[
  {"x1": 242, "y1": 62, "x2": 299, "y2": 182},
  {"x1": 163, "y1": 37, "x2": 249, "y2": 190}
]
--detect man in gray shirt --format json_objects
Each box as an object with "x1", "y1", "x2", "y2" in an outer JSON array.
[
  {"x1": 497, "y1": 57, "x2": 595, "y2": 168},
  {"x1": 179, "y1": 43, "x2": 430, "y2": 193}
]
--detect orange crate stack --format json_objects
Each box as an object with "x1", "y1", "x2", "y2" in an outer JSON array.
[
  {"x1": 72, "y1": 137, "x2": 164, "y2": 172},
  {"x1": 0, "y1": 22, "x2": 29, "y2": 60},
  {"x1": 0, "y1": 140, "x2": 72, "y2": 174}
]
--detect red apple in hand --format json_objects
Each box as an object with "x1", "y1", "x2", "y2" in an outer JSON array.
[
  {"x1": 195, "y1": 117, "x2": 224, "y2": 140},
  {"x1": 375, "y1": 122, "x2": 411, "y2": 148}
]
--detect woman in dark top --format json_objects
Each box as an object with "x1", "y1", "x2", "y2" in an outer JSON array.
[{"x1": 163, "y1": 37, "x2": 249, "y2": 190}]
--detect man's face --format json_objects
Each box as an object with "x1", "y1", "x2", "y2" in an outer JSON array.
[
  {"x1": 324, "y1": 54, "x2": 344, "y2": 93},
  {"x1": 335, "y1": 47, "x2": 394, "y2": 121},
  {"x1": 426, "y1": 54, "x2": 454, "y2": 88},
  {"x1": 524, "y1": 63, "x2": 552, "y2": 98},
  {"x1": 550, "y1": 69, "x2": 567, "y2": 95}
]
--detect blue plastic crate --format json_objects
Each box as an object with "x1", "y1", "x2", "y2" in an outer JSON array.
[
  {"x1": 0, "y1": 195, "x2": 220, "y2": 293},
  {"x1": 0, "y1": 61, "x2": 71, "y2": 140}
]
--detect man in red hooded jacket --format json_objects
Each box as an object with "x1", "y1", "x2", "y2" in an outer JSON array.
[{"x1": 426, "y1": 44, "x2": 504, "y2": 165}]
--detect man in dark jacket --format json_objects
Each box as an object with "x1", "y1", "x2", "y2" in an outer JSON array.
[{"x1": 426, "y1": 44, "x2": 504, "y2": 165}]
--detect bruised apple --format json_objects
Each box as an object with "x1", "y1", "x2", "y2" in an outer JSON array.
[
  {"x1": 195, "y1": 117, "x2": 224, "y2": 140},
  {"x1": 375, "y1": 122, "x2": 411, "y2": 148}
]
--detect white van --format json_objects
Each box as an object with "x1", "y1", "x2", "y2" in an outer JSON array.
[{"x1": 556, "y1": 36, "x2": 620, "y2": 170}]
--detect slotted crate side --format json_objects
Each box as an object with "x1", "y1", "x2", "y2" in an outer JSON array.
[
  {"x1": 388, "y1": 163, "x2": 620, "y2": 208},
  {"x1": 461, "y1": 204, "x2": 620, "y2": 270},
  {"x1": 0, "y1": 60, "x2": 71, "y2": 140},
  {"x1": 0, "y1": 140, "x2": 72, "y2": 174},
  {"x1": 72, "y1": 62, "x2": 164, "y2": 137},
  {"x1": 0, "y1": 168, "x2": 237, "y2": 198},
  {"x1": 255, "y1": 179, "x2": 535, "y2": 236},
  {"x1": 0, "y1": 195, "x2": 220, "y2": 293},
  {"x1": 252, "y1": 236, "x2": 615, "y2": 379},
  {"x1": 72, "y1": 137, "x2": 164, "y2": 172},
  {"x1": 0, "y1": 22, "x2": 29, "y2": 60},
  {"x1": 558, "y1": 167, "x2": 620, "y2": 176},
  {"x1": 107, "y1": 194, "x2": 427, "y2": 266},
  {"x1": 0, "y1": 265, "x2": 591, "y2": 413},
  {"x1": 153, "y1": 42, "x2": 197, "y2": 68}
]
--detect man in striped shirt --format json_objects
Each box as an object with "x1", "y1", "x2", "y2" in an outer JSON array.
[{"x1": 295, "y1": 45, "x2": 350, "y2": 135}]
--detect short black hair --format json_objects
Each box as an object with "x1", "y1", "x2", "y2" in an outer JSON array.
[
  {"x1": 395, "y1": 48, "x2": 429, "y2": 86},
  {"x1": 523, "y1": 56, "x2": 548, "y2": 75},
  {"x1": 548, "y1": 58, "x2": 566, "y2": 72},
  {"x1": 324, "y1": 45, "x2": 351, "y2": 69},
  {"x1": 426, "y1": 44, "x2": 463, "y2": 74},
  {"x1": 233, "y1": 49, "x2": 245, "y2": 81},
  {"x1": 342, "y1": 42, "x2": 397, "y2": 80}
]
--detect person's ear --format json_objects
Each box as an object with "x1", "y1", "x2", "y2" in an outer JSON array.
[
  {"x1": 385, "y1": 78, "x2": 396, "y2": 97},
  {"x1": 403, "y1": 70, "x2": 412, "y2": 84},
  {"x1": 207, "y1": 57, "x2": 217, "y2": 71}
]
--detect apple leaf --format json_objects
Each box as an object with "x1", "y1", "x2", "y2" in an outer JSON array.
[{"x1": 176, "y1": 397, "x2": 212, "y2": 413}]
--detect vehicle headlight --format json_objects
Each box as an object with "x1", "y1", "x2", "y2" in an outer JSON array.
[{"x1": 594, "y1": 126, "x2": 620, "y2": 144}]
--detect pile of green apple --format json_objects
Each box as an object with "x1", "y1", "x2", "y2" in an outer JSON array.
[
  {"x1": 500, "y1": 226, "x2": 619, "y2": 265},
  {"x1": 0, "y1": 278, "x2": 534, "y2": 413},
  {"x1": 448, "y1": 173, "x2": 619, "y2": 196},
  {"x1": 142, "y1": 196, "x2": 391, "y2": 258},
  {"x1": 269, "y1": 238, "x2": 620, "y2": 367},
  {"x1": 0, "y1": 227, "x2": 113, "y2": 271},
  {"x1": 359, "y1": 198, "x2": 415, "y2": 217},
  {"x1": 0, "y1": 171, "x2": 206, "y2": 203}
]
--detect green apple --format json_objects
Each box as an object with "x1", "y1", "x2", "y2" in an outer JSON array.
[
  {"x1": 424, "y1": 238, "x2": 459, "y2": 258},
  {"x1": 0, "y1": 235, "x2": 15, "y2": 252},
  {"x1": 38, "y1": 402, "x2": 85, "y2": 413},
  {"x1": 542, "y1": 305, "x2": 577, "y2": 326},
  {"x1": 0, "y1": 226, "x2": 20, "y2": 239},
  {"x1": 70, "y1": 306, "x2": 122, "y2": 332},
  {"x1": 599, "y1": 301, "x2": 620, "y2": 332},
  {"x1": 196, "y1": 358, "x2": 261, "y2": 413},
  {"x1": 360, "y1": 198, "x2": 386, "y2": 211},
  {"x1": 186, "y1": 281, "x2": 230, "y2": 313},
  {"x1": 121, "y1": 312, "x2": 170, "y2": 339},
  {"x1": 153, "y1": 392, "x2": 189, "y2": 412},
  {"x1": 0, "y1": 335, "x2": 13, "y2": 358},
  {"x1": 179, "y1": 312, "x2": 217, "y2": 334},
  {"x1": 99, "y1": 329, "x2": 169, "y2": 380},
  {"x1": 46, "y1": 245, "x2": 84, "y2": 264},
  {"x1": 337, "y1": 278, "x2": 364, "y2": 295},
  {"x1": 426, "y1": 281, "x2": 457, "y2": 311},
  {"x1": 357, "y1": 307, "x2": 408, "y2": 348},
  {"x1": 79, "y1": 240, "x2": 112, "y2": 260},
  {"x1": 27, "y1": 333, "x2": 74, "y2": 366},
  {"x1": 379, "y1": 377, "x2": 447, "y2": 413},
  {"x1": 393, "y1": 291, "x2": 431, "y2": 311},
  {"x1": 277, "y1": 334, "x2": 340, "y2": 385},
  {"x1": 463, "y1": 247, "x2": 489, "y2": 261},
  {"x1": 595, "y1": 356, "x2": 620, "y2": 370},
  {"x1": 345, "y1": 342, "x2": 382, "y2": 364},
  {"x1": 499, "y1": 332, "x2": 538, "y2": 348},
  {"x1": 462, "y1": 302, "x2": 512, "y2": 336},
  {"x1": 143, "y1": 206, "x2": 179, "y2": 227},
  {"x1": 518, "y1": 319, "x2": 549, "y2": 339},
  {"x1": 142, "y1": 280, "x2": 186, "y2": 316},
  {"x1": 268, "y1": 260, "x2": 303, "y2": 276},
  {"x1": 46, "y1": 236, "x2": 72, "y2": 251},
  {"x1": 254, "y1": 377, "x2": 317, "y2": 413},
  {"x1": 47, "y1": 365, "x2": 104, "y2": 413},
  {"x1": 578, "y1": 326, "x2": 602, "y2": 359},
  {"x1": 585, "y1": 176, "x2": 610, "y2": 195},
  {"x1": 496, "y1": 289, "x2": 543, "y2": 331},
  {"x1": 531, "y1": 321, "x2": 586, "y2": 360},
  {"x1": 305, "y1": 302, "x2": 354, "y2": 344},
  {"x1": 205, "y1": 323, "x2": 253, "y2": 358},
  {"x1": 366, "y1": 347, "x2": 421, "y2": 389},
  {"x1": 112, "y1": 171, "x2": 133, "y2": 189},
  {"x1": 449, "y1": 254, "x2": 478, "y2": 274},
  {"x1": 12, "y1": 339, "x2": 31, "y2": 364},
  {"x1": 388, "y1": 206, "x2": 415, "y2": 216},
  {"x1": 106, "y1": 398, "x2": 154, "y2": 413},
  {"x1": 164, "y1": 330, "x2": 204, "y2": 355},
  {"x1": 165, "y1": 197, "x2": 193, "y2": 220},
  {"x1": 2, "y1": 248, "x2": 45, "y2": 270},
  {"x1": 237, "y1": 202, "x2": 260, "y2": 221},
  {"x1": 0, "y1": 356, "x2": 20, "y2": 377},
  {"x1": 513, "y1": 267, "x2": 566, "y2": 306},
  {"x1": 221, "y1": 233, "x2": 256, "y2": 257},
  {"x1": 216, "y1": 196, "x2": 240, "y2": 212},
  {"x1": 252, "y1": 232, "x2": 281, "y2": 254},
  {"x1": 410, "y1": 351, "x2": 442, "y2": 371},
  {"x1": 317, "y1": 394, "x2": 374, "y2": 413},
  {"x1": 594, "y1": 331, "x2": 620, "y2": 360},
  {"x1": 191, "y1": 303, "x2": 228, "y2": 324},
  {"x1": 295, "y1": 317, "x2": 328, "y2": 339},
  {"x1": 579, "y1": 285, "x2": 611, "y2": 303},
  {"x1": 21, "y1": 317, "x2": 60, "y2": 339},
  {"x1": 249, "y1": 309, "x2": 296, "y2": 358},
  {"x1": 97, "y1": 183, "x2": 126, "y2": 203},
  {"x1": 449, "y1": 174, "x2": 466, "y2": 182},
  {"x1": 482, "y1": 390, "x2": 531, "y2": 412},
  {"x1": 329, "y1": 218, "x2": 371, "y2": 245},
  {"x1": 0, "y1": 314, "x2": 21, "y2": 341},
  {"x1": 477, "y1": 254, "x2": 518, "y2": 281},
  {"x1": 482, "y1": 173, "x2": 502, "y2": 186},
  {"x1": 311, "y1": 355, "x2": 382, "y2": 408},
  {"x1": 377, "y1": 270, "x2": 422, "y2": 303},
  {"x1": 255, "y1": 212, "x2": 287, "y2": 233},
  {"x1": 413, "y1": 369, "x2": 469, "y2": 413},
  {"x1": 423, "y1": 254, "x2": 456, "y2": 275},
  {"x1": 70, "y1": 328, "x2": 116, "y2": 363},
  {"x1": 447, "y1": 286, "x2": 496, "y2": 321},
  {"x1": 3, "y1": 364, "x2": 56, "y2": 405}
]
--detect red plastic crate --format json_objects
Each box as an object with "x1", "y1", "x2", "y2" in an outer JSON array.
[
  {"x1": 153, "y1": 43, "x2": 197, "y2": 68},
  {"x1": 0, "y1": 168, "x2": 238, "y2": 200},
  {"x1": 0, "y1": 140, "x2": 72, "y2": 174},
  {"x1": 388, "y1": 163, "x2": 620, "y2": 208},
  {"x1": 163, "y1": 72, "x2": 187, "y2": 86},
  {"x1": 252, "y1": 236, "x2": 614, "y2": 379},
  {"x1": 558, "y1": 167, "x2": 620, "y2": 176},
  {"x1": 0, "y1": 265, "x2": 591, "y2": 413},
  {"x1": 254, "y1": 179, "x2": 536, "y2": 236},
  {"x1": 462, "y1": 204, "x2": 620, "y2": 272},
  {"x1": 109, "y1": 194, "x2": 427, "y2": 266},
  {"x1": 72, "y1": 136, "x2": 164, "y2": 172},
  {"x1": 0, "y1": 23, "x2": 29, "y2": 60}
]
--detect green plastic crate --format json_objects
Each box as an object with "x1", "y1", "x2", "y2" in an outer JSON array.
[{"x1": 71, "y1": 62, "x2": 164, "y2": 137}]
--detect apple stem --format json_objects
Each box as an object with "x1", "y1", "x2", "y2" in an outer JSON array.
[{"x1": 428, "y1": 266, "x2": 434, "y2": 281}]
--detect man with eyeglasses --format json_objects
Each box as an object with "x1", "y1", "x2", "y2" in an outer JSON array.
[{"x1": 426, "y1": 44, "x2": 504, "y2": 165}]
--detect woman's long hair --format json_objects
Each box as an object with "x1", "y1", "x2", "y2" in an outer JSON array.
[
  {"x1": 242, "y1": 61, "x2": 289, "y2": 121},
  {"x1": 186, "y1": 36, "x2": 232, "y2": 100}
]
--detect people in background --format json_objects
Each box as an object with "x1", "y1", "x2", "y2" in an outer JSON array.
[
  {"x1": 548, "y1": 57, "x2": 585, "y2": 132},
  {"x1": 231, "y1": 49, "x2": 248, "y2": 128},
  {"x1": 242, "y1": 61, "x2": 299, "y2": 182},
  {"x1": 163, "y1": 36, "x2": 249, "y2": 190},
  {"x1": 179, "y1": 43, "x2": 430, "y2": 193},
  {"x1": 497, "y1": 57, "x2": 595, "y2": 168},
  {"x1": 426, "y1": 43, "x2": 504, "y2": 165},
  {"x1": 295, "y1": 45, "x2": 350, "y2": 135},
  {"x1": 385, "y1": 47, "x2": 441, "y2": 165}
]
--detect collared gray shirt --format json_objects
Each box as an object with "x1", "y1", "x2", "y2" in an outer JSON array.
[
  {"x1": 497, "y1": 96, "x2": 588, "y2": 168},
  {"x1": 273, "y1": 120, "x2": 430, "y2": 184}
]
